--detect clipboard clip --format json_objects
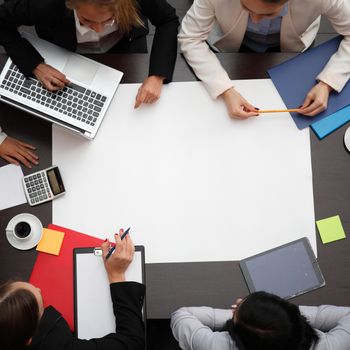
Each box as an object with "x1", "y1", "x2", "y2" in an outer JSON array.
[{"x1": 93, "y1": 247, "x2": 103, "y2": 256}]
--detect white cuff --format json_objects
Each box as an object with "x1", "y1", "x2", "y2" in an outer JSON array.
[{"x1": 0, "y1": 130, "x2": 8, "y2": 145}]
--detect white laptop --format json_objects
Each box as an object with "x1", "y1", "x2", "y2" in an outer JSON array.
[{"x1": 0, "y1": 33, "x2": 123, "y2": 139}]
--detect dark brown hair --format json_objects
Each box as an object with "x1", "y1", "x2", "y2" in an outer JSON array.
[{"x1": 0, "y1": 282, "x2": 40, "y2": 350}]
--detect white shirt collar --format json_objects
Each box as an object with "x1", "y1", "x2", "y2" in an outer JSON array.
[
  {"x1": 73, "y1": 9, "x2": 116, "y2": 36},
  {"x1": 74, "y1": 9, "x2": 91, "y2": 36}
]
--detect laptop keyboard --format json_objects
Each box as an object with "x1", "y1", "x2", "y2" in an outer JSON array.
[{"x1": 0, "y1": 63, "x2": 107, "y2": 127}]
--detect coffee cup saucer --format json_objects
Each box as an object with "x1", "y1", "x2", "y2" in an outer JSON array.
[
  {"x1": 6, "y1": 213, "x2": 43, "y2": 250},
  {"x1": 344, "y1": 127, "x2": 350, "y2": 153}
]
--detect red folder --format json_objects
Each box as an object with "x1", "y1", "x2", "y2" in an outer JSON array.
[{"x1": 29, "y1": 224, "x2": 104, "y2": 331}]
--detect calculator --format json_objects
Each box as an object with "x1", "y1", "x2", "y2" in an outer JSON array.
[{"x1": 22, "y1": 166, "x2": 65, "y2": 206}]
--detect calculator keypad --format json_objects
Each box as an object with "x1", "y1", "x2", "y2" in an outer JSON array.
[{"x1": 23, "y1": 171, "x2": 53, "y2": 205}]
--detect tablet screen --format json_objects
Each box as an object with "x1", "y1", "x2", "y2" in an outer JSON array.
[{"x1": 240, "y1": 238, "x2": 325, "y2": 299}]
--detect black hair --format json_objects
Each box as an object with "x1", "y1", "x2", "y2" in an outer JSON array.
[
  {"x1": 0, "y1": 281, "x2": 40, "y2": 350},
  {"x1": 225, "y1": 292, "x2": 319, "y2": 350}
]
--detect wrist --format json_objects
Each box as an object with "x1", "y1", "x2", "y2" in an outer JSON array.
[
  {"x1": 33, "y1": 62, "x2": 45, "y2": 74},
  {"x1": 220, "y1": 87, "x2": 234, "y2": 99},
  {"x1": 150, "y1": 75, "x2": 165, "y2": 83},
  {"x1": 108, "y1": 272, "x2": 126, "y2": 283},
  {"x1": 318, "y1": 80, "x2": 333, "y2": 93}
]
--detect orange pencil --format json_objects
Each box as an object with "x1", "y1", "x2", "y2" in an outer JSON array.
[{"x1": 258, "y1": 109, "x2": 300, "y2": 113}]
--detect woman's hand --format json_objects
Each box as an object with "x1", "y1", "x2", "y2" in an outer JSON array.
[
  {"x1": 299, "y1": 81, "x2": 333, "y2": 116},
  {"x1": 33, "y1": 63, "x2": 70, "y2": 91},
  {"x1": 231, "y1": 298, "x2": 244, "y2": 320},
  {"x1": 134, "y1": 75, "x2": 165, "y2": 108},
  {"x1": 0, "y1": 136, "x2": 39, "y2": 168},
  {"x1": 101, "y1": 229, "x2": 135, "y2": 283},
  {"x1": 220, "y1": 87, "x2": 259, "y2": 120}
]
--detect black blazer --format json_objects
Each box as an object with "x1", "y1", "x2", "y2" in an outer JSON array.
[
  {"x1": 29, "y1": 282, "x2": 146, "y2": 350},
  {"x1": 0, "y1": 0, "x2": 179, "y2": 82}
]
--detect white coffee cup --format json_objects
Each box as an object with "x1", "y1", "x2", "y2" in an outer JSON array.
[{"x1": 6, "y1": 213, "x2": 43, "y2": 250}]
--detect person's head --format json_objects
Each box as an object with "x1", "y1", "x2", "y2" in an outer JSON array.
[
  {"x1": 240, "y1": 0, "x2": 288, "y2": 23},
  {"x1": 226, "y1": 292, "x2": 319, "y2": 350},
  {"x1": 65, "y1": 0, "x2": 143, "y2": 33},
  {"x1": 0, "y1": 281, "x2": 44, "y2": 350}
]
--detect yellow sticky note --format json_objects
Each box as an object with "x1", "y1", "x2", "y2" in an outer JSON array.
[
  {"x1": 316, "y1": 215, "x2": 346, "y2": 244},
  {"x1": 36, "y1": 228, "x2": 65, "y2": 255}
]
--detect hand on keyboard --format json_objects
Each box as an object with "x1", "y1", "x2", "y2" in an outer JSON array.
[
  {"x1": 33, "y1": 63, "x2": 70, "y2": 92},
  {"x1": 3, "y1": 63, "x2": 106, "y2": 127}
]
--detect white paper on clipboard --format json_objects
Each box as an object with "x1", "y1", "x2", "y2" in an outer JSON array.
[{"x1": 74, "y1": 246, "x2": 145, "y2": 339}]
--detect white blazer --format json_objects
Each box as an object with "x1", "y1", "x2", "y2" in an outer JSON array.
[{"x1": 178, "y1": 0, "x2": 350, "y2": 98}]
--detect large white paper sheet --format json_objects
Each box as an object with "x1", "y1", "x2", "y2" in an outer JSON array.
[
  {"x1": 0, "y1": 164, "x2": 26, "y2": 210},
  {"x1": 53, "y1": 80, "x2": 316, "y2": 263}
]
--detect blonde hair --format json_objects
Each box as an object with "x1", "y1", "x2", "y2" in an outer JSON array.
[{"x1": 66, "y1": 0, "x2": 144, "y2": 34}]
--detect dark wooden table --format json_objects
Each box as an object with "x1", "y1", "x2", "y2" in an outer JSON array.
[{"x1": 1, "y1": 53, "x2": 349, "y2": 327}]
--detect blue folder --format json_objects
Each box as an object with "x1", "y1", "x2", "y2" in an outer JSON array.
[
  {"x1": 268, "y1": 36, "x2": 350, "y2": 130},
  {"x1": 311, "y1": 105, "x2": 350, "y2": 139}
]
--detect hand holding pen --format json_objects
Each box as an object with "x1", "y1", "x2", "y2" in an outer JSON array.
[
  {"x1": 105, "y1": 227, "x2": 131, "y2": 260},
  {"x1": 101, "y1": 228, "x2": 134, "y2": 283}
]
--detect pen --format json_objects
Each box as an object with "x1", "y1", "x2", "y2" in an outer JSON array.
[
  {"x1": 105, "y1": 227, "x2": 131, "y2": 260},
  {"x1": 258, "y1": 109, "x2": 300, "y2": 113}
]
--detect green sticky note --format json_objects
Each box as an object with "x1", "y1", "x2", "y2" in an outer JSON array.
[{"x1": 316, "y1": 215, "x2": 346, "y2": 244}]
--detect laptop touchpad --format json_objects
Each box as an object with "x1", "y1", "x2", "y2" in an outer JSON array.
[{"x1": 63, "y1": 55, "x2": 99, "y2": 86}]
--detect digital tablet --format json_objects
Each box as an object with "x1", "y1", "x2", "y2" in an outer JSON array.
[{"x1": 239, "y1": 238, "x2": 325, "y2": 299}]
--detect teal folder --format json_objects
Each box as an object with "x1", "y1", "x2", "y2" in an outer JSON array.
[{"x1": 311, "y1": 105, "x2": 350, "y2": 139}]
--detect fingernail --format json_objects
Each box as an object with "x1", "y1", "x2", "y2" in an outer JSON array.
[
  {"x1": 254, "y1": 107, "x2": 260, "y2": 110},
  {"x1": 298, "y1": 105, "x2": 303, "y2": 108},
  {"x1": 120, "y1": 228, "x2": 124, "y2": 233},
  {"x1": 104, "y1": 238, "x2": 108, "y2": 242}
]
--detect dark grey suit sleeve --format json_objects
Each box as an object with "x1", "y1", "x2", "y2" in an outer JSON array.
[
  {"x1": 139, "y1": 0, "x2": 179, "y2": 83},
  {"x1": 0, "y1": 0, "x2": 54, "y2": 75}
]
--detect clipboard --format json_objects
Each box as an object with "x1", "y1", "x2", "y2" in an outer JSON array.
[
  {"x1": 239, "y1": 237, "x2": 325, "y2": 299},
  {"x1": 73, "y1": 246, "x2": 146, "y2": 339}
]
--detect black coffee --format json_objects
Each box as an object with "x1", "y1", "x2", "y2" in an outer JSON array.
[{"x1": 14, "y1": 222, "x2": 31, "y2": 238}]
